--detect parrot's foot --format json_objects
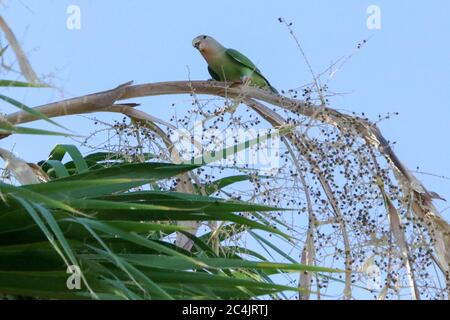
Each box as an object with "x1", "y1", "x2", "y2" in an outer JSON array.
[
  {"x1": 240, "y1": 76, "x2": 252, "y2": 86},
  {"x1": 230, "y1": 76, "x2": 252, "y2": 89}
]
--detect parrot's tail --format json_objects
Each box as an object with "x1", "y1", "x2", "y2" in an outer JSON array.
[{"x1": 269, "y1": 85, "x2": 279, "y2": 95}]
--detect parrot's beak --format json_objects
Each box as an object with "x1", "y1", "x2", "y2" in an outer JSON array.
[{"x1": 192, "y1": 36, "x2": 202, "y2": 50}]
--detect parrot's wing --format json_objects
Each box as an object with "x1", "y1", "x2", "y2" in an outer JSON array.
[
  {"x1": 226, "y1": 48, "x2": 262, "y2": 74},
  {"x1": 226, "y1": 48, "x2": 278, "y2": 94},
  {"x1": 208, "y1": 66, "x2": 221, "y2": 81}
]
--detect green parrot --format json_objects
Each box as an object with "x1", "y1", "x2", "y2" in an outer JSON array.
[{"x1": 192, "y1": 35, "x2": 278, "y2": 94}]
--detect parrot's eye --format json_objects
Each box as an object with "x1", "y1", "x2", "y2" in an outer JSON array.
[{"x1": 202, "y1": 35, "x2": 207, "y2": 39}]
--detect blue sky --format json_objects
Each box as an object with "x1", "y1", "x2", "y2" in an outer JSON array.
[
  {"x1": 3, "y1": 0, "x2": 448, "y2": 209},
  {"x1": 1, "y1": 0, "x2": 450, "y2": 298}
]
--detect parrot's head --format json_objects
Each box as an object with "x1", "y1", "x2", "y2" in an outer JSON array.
[{"x1": 192, "y1": 35, "x2": 225, "y2": 56}]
